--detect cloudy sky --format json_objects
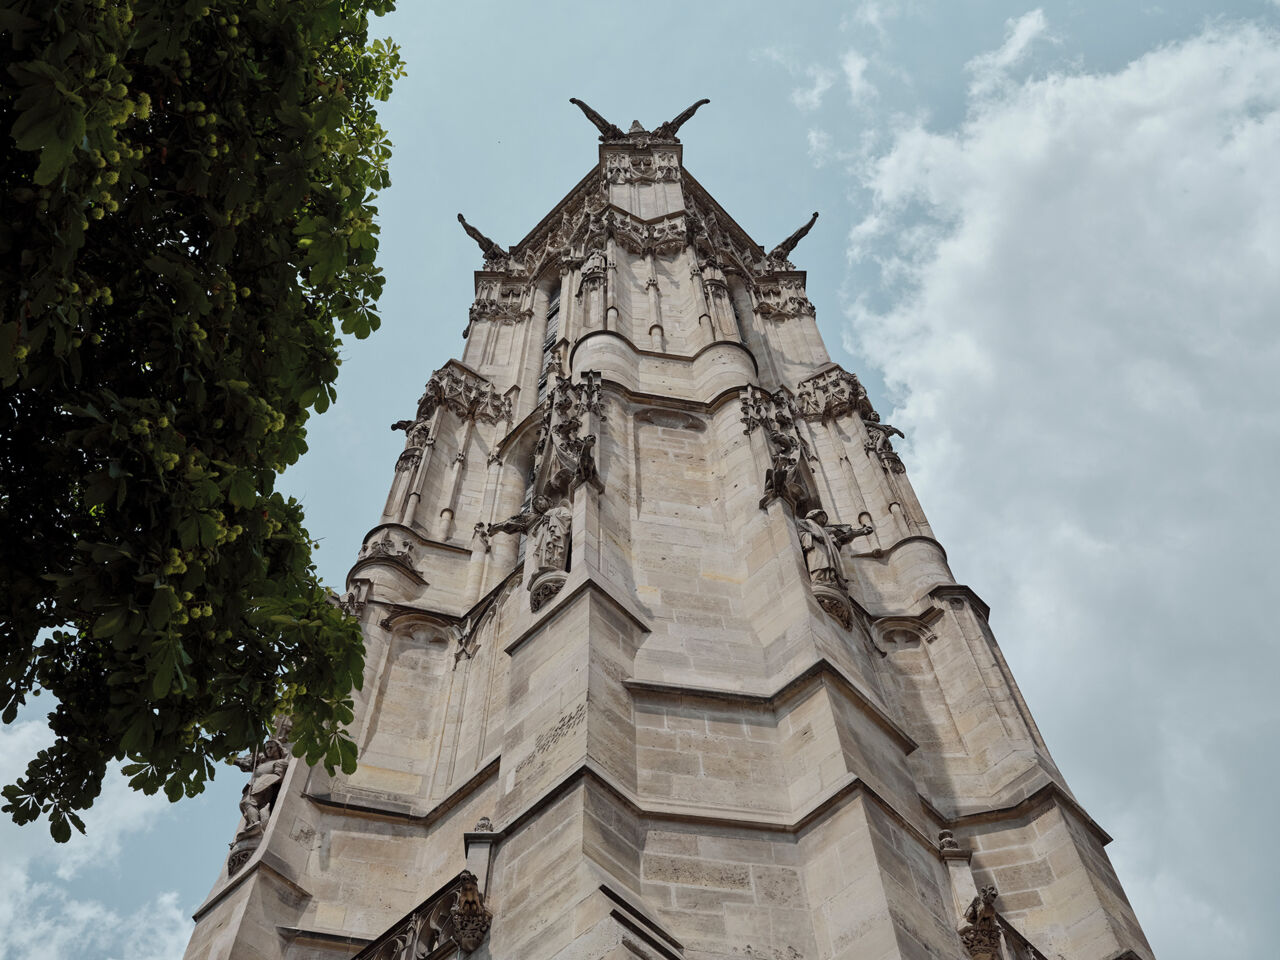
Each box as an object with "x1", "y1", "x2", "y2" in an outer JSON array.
[{"x1": 4, "y1": 2, "x2": 1279, "y2": 957}]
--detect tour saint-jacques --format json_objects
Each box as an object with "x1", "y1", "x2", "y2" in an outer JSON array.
[{"x1": 182, "y1": 100, "x2": 1155, "y2": 960}]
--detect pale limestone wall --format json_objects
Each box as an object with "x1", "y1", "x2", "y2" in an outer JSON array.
[{"x1": 183, "y1": 126, "x2": 1154, "y2": 960}]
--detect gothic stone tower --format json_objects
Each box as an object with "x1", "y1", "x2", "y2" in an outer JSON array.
[{"x1": 183, "y1": 100, "x2": 1155, "y2": 960}]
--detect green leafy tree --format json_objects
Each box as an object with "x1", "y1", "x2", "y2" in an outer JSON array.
[{"x1": 0, "y1": 0, "x2": 404, "y2": 840}]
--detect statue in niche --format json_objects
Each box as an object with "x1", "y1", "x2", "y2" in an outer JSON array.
[
  {"x1": 796, "y1": 509, "x2": 873, "y2": 586},
  {"x1": 573, "y1": 434, "x2": 598, "y2": 487},
  {"x1": 489, "y1": 496, "x2": 572, "y2": 574},
  {"x1": 862, "y1": 413, "x2": 906, "y2": 473},
  {"x1": 231, "y1": 737, "x2": 289, "y2": 831},
  {"x1": 531, "y1": 499, "x2": 573, "y2": 574}
]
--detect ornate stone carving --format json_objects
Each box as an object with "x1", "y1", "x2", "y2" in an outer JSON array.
[
  {"x1": 938, "y1": 829, "x2": 961, "y2": 852},
  {"x1": 473, "y1": 521, "x2": 490, "y2": 553},
  {"x1": 531, "y1": 372, "x2": 603, "y2": 501},
  {"x1": 764, "y1": 210, "x2": 819, "y2": 271},
  {"x1": 357, "y1": 531, "x2": 423, "y2": 580},
  {"x1": 337, "y1": 578, "x2": 371, "y2": 616},
  {"x1": 356, "y1": 869, "x2": 493, "y2": 959},
  {"x1": 754, "y1": 278, "x2": 815, "y2": 321},
  {"x1": 529, "y1": 571, "x2": 568, "y2": 613},
  {"x1": 473, "y1": 816, "x2": 494, "y2": 833},
  {"x1": 685, "y1": 187, "x2": 762, "y2": 276},
  {"x1": 863, "y1": 413, "x2": 906, "y2": 474},
  {"x1": 958, "y1": 886, "x2": 1003, "y2": 960},
  {"x1": 609, "y1": 210, "x2": 687, "y2": 257},
  {"x1": 796, "y1": 367, "x2": 875, "y2": 422},
  {"x1": 393, "y1": 365, "x2": 511, "y2": 452},
  {"x1": 604, "y1": 150, "x2": 681, "y2": 184},
  {"x1": 394, "y1": 450, "x2": 421, "y2": 473},
  {"x1": 742, "y1": 385, "x2": 821, "y2": 513}
]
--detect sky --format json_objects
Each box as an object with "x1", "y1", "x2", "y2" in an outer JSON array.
[{"x1": 3, "y1": 2, "x2": 1279, "y2": 957}]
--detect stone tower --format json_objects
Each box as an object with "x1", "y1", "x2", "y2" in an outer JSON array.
[{"x1": 183, "y1": 100, "x2": 1155, "y2": 960}]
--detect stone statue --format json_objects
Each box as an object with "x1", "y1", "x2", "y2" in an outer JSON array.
[
  {"x1": 231, "y1": 738, "x2": 290, "y2": 831},
  {"x1": 652, "y1": 98, "x2": 710, "y2": 139},
  {"x1": 762, "y1": 431, "x2": 800, "y2": 506},
  {"x1": 796, "y1": 509, "x2": 873, "y2": 585},
  {"x1": 531, "y1": 499, "x2": 573, "y2": 573},
  {"x1": 573, "y1": 433, "x2": 598, "y2": 487},
  {"x1": 569, "y1": 97, "x2": 626, "y2": 141},
  {"x1": 957, "y1": 885, "x2": 1003, "y2": 959},
  {"x1": 457, "y1": 213, "x2": 507, "y2": 261},
  {"x1": 768, "y1": 211, "x2": 819, "y2": 263}
]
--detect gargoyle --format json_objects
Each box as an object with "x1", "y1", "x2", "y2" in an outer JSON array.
[
  {"x1": 569, "y1": 98, "x2": 626, "y2": 141},
  {"x1": 768, "y1": 211, "x2": 819, "y2": 263},
  {"x1": 457, "y1": 213, "x2": 507, "y2": 261},
  {"x1": 652, "y1": 98, "x2": 710, "y2": 139}
]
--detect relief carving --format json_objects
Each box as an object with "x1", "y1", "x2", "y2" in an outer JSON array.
[{"x1": 605, "y1": 150, "x2": 681, "y2": 183}]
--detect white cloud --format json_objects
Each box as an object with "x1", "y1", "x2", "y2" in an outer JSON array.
[
  {"x1": 0, "y1": 721, "x2": 191, "y2": 959},
  {"x1": 0, "y1": 866, "x2": 192, "y2": 960},
  {"x1": 841, "y1": 49, "x2": 878, "y2": 105},
  {"x1": 807, "y1": 128, "x2": 834, "y2": 166},
  {"x1": 760, "y1": 47, "x2": 839, "y2": 112},
  {"x1": 792, "y1": 65, "x2": 836, "y2": 112},
  {"x1": 966, "y1": 9, "x2": 1052, "y2": 98},
  {"x1": 849, "y1": 0, "x2": 908, "y2": 39},
  {"x1": 848, "y1": 21, "x2": 1280, "y2": 960}
]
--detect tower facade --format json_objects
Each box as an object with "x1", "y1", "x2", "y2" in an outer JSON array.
[{"x1": 183, "y1": 101, "x2": 1154, "y2": 960}]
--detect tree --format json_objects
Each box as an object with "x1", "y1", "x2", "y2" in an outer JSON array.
[{"x1": 0, "y1": 0, "x2": 405, "y2": 841}]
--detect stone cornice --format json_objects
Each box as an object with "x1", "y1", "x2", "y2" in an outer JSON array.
[{"x1": 623, "y1": 656, "x2": 918, "y2": 755}]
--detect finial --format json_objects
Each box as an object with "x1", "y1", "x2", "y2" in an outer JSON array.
[
  {"x1": 456, "y1": 213, "x2": 507, "y2": 261},
  {"x1": 569, "y1": 98, "x2": 626, "y2": 141},
  {"x1": 768, "y1": 211, "x2": 820, "y2": 263}
]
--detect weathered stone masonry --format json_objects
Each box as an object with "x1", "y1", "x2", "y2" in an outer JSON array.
[{"x1": 183, "y1": 99, "x2": 1155, "y2": 960}]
